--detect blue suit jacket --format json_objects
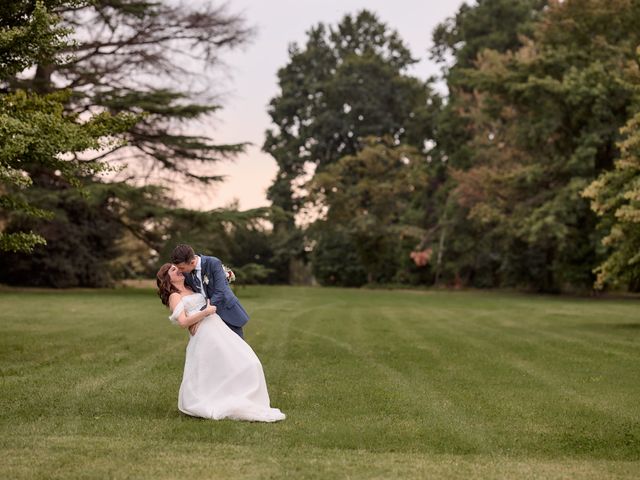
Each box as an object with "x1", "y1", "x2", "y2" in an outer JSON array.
[{"x1": 184, "y1": 255, "x2": 249, "y2": 328}]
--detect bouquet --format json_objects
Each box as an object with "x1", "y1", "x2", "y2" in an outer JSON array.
[{"x1": 222, "y1": 264, "x2": 236, "y2": 284}]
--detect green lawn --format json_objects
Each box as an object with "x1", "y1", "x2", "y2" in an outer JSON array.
[{"x1": 1, "y1": 286, "x2": 639, "y2": 479}]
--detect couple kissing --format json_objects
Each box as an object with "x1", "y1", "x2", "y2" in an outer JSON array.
[{"x1": 155, "y1": 244, "x2": 285, "y2": 423}]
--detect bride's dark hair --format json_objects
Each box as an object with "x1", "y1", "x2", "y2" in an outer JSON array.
[{"x1": 156, "y1": 263, "x2": 180, "y2": 307}]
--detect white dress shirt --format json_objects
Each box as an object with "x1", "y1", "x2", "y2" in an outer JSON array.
[{"x1": 193, "y1": 256, "x2": 204, "y2": 294}]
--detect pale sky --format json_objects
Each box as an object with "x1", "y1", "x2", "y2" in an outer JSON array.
[{"x1": 176, "y1": 0, "x2": 467, "y2": 211}]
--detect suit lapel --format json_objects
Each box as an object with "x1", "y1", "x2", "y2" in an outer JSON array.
[
  {"x1": 184, "y1": 271, "x2": 194, "y2": 290},
  {"x1": 199, "y1": 255, "x2": 209, "y2": 297}
]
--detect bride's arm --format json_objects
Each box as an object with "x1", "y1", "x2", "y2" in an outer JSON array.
[{"x1": 168, "y1": 294, "x2": 216, "y2": 328}]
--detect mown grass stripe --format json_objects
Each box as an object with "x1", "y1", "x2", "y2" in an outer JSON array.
[{"x1": 1, "y1": 286, "x2": 639, "y2": 479}]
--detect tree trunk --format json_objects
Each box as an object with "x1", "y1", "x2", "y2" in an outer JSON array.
[
  {"x1": 32, "y1": 63, "x2": 54, "y2": 94},
  {"x1": 434, "y1": 223, "x2": 446, "y2": 285}
]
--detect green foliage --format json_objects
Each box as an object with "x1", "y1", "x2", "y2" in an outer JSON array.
[
  {"x1": 275, "y1": 0, "x2": 640, "y2": 292},
  {"x1": 0, "y1": 176, "x2": 282, "y2": 287},
  {"x1": 1, "y1": 90, "x2": 135, "y2": 178},
  {"x1": 427, "y1": 0, "x2": 640, "y2": 291},
  {"x1": 0, "y1": 182, "x2": 168, "y2": 286},
  {"x1": 422, "y1": 0, "x2": 549, "y2": 289},
  {"x1": 93, "y1": 88, "x2": 247, "y2": 182},
  {"x1": 153, "y1": 205, "x2": 281, "y2": 282},
  {"x1": 47, "y1": 0, "x2": 253, "y2": 182},
  {"x1": 232, "y1": 263, "x2": 275, "y2": 286},
  {"x1": 0, "y1": 1, "x2": 74, "y2": 80},
  {"x1": 264, "y1": 10, "x2": 439, "y2": 281},
  {"x1": 431, "y1": 0, "x2": 547, "y2": 70},
  {"x1": 265, "y1": 10, "x2": 433, "y2": 192},
  {"x1": 0, "y1": 88, "x2": 135, "y2": 255},
  {"x1": 0, "y1": 1, "x2": 137, "y2": 254},
  {"x1": 307, "y1": 139, "x2": 428, "y2": 284},
  {"x1": 0, "y1": 0, "x2": 258, "y2": 276},
  {"x1": 0, "y1": 231, "x2": 46, "y2": 253},
  {"x1": 584, "y1": 113, "x2": 640, "y2": 290},
  {"x1": 310, "y1": 224, "x2": 367, "y2": 286}
]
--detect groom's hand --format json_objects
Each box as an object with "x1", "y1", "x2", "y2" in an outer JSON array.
[{"x1": 204, "y1": 299, "x2": 216, "y2": 316}]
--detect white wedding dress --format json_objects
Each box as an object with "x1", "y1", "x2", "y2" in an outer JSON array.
[{"x1": 169, "y1": 293, "x2": 285, "y2": 422}]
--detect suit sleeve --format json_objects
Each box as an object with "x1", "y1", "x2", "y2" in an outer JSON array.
[{"x1": 209, "y1": 258, "x2": 228, "y2": 306}]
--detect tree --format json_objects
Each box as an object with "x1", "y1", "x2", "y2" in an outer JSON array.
[
  {"x1": 12, "y1": 0, "x2": 254, "y2": 183},
  {"x1": 0, "y1": 0, "x2": 70, "y2": 80},
  {"x1": 0, "y1": 182, "x2": 168, "y2": 286},
  {"x1": 1, "y1": 1, "x2": 263, "y2": 286},
  {"x1": 442, "y1": 0, "x2": 640, "y2": 291},
  {"x1": 309, "y1": 225, "x2": 367, "y2": 287},
  {"x1": 431, "y1": 0, "x2": 548, "y2": 71},
  {"x1": 424, "y1": 0, "x2": 549, "y2": 287},
  {"x1": 584, "y1": 113, "x2": 640, "y2": 290},
  {"x1": 264, "y1": 10, "x2": 438, "y2": 281},
  {"x1": 151, "y1": 205, "x2": 278, "y2": 285},
  {"x1": 0, "y1": 1, "x2": 135, "y2": 253},
  {"x1": 307, "y1": 138, "x2": 428, "y2": 284}
]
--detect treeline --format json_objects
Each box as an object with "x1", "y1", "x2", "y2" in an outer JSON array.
[
  {"x1": 1, "y1": 1, "x2": 638, "y2": 293},
  {"x1": 265, "y1": 0, "x2": 640, "y2": 292}
]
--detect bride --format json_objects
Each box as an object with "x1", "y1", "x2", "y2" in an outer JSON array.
[{"x1": 156, "y1": 263, "x2": 285, "y2": 422}]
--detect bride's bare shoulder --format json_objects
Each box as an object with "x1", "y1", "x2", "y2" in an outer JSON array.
[{"x1": 168, "y1": 292, "x2": 182, "y2": 309}]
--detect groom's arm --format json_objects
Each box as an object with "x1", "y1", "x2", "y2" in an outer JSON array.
[{"x1": 208, "y1": 258, "x2": 229, "y2": 306}]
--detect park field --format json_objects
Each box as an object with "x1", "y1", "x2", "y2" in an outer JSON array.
[{"x1": 1, "y1": 286, "x2": 639, "y2": 479}]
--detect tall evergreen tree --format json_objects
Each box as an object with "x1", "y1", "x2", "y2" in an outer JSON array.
[
  {"x1": 1, "y1": 1, "x2": 259, "y2": 285},
  {"x1": 12, "y1": 0, "x2": 254, "y2": 182},
  {"x1": 0, "y1": 1, "x2": 135, "y2": 254}
]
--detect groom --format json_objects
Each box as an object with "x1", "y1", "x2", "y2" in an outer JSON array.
[{"x1": 171, "y1": 244, "x2": 249, "y2": 338}]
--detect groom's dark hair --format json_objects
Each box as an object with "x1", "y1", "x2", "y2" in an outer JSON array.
[{"x1": 171, "y1": 244, "x2": 195, "y2": 264}]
